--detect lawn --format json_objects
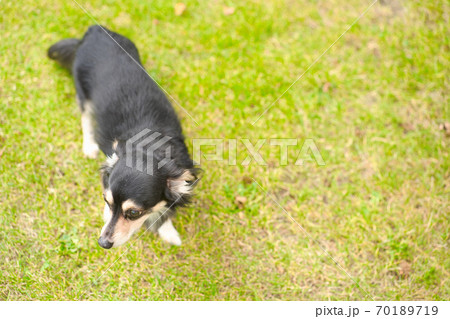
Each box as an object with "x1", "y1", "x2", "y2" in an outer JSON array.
[{"x1": 0, "y1": 0, "x2": 448, "y2": 300}]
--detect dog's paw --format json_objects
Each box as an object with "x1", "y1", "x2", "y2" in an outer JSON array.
[
  {"x1": 160, "y1": 231, "x2": 182, "y2": 246},
  {"x1": 83, "y1": 142, "x2": 99, "y2": 159},
  {"x1": 158, "y1": 219, "x2": 182, "y2": 246}
]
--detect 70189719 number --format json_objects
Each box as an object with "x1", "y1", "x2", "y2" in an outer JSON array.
[{"x1": 376, "y1": 305, "x2": 438, "y2": 316}]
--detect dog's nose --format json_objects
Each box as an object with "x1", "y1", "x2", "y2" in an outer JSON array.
[{"x1": 98, "y1": 237, "x2": 113, "y2": 249}]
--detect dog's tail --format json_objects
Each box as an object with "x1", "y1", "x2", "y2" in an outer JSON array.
[{"x1": 47, "y1": 38, "x2": 81, "y2": 71}]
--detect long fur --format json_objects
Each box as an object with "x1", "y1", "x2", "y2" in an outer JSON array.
[{"x1": 48, "y1": 25, "x2": 200, "y2": 248}]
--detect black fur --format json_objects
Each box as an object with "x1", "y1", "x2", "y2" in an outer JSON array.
[{"x1": 48, "y1": 26, "x2": 199, "y2": 246}]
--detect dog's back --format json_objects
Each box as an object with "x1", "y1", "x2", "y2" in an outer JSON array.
[{"x1": 49, "y1": 26, "x2": 186, "y2": 158}]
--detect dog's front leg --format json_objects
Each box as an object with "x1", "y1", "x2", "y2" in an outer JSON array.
[
  {"x1": 157, "y1": 219, "x2": 182, "y2": 246},
  {"x1": 80, "y1": 100, "x2": 99, "y2": 159}
]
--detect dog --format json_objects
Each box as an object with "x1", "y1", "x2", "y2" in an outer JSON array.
[{"x1": 48, "y1": 25, "x2": 199, "y2": 249}]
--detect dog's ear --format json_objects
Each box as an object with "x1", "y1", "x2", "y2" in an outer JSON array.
[{"x1": 165, "y1": 168, "x2": 200, "y2": 205}]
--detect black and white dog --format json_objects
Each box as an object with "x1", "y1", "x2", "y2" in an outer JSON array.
[{"x1": 48, "y1": 26, "x2": 199, "y2": 249}]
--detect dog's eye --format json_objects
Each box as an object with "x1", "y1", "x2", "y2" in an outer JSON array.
[{"x1": 127, "y1": 210, "x2": 142, "y2": 220}]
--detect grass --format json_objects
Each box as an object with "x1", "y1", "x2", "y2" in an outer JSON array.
[{"x1": 0, "y1": 0, "x2": 448, "y2": 300}]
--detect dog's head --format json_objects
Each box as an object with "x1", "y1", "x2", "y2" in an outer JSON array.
[{"x1": 97, "y1": 141, "x2": 199, "y2": 249}]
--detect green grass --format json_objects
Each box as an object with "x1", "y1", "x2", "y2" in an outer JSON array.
[{"x1": 0, "y1": 0, "x2": 448, "y2": 300}]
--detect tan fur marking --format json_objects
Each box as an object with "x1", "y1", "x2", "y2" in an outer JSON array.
[
  {"x1": 111, "y1": 214, "x2": 148, "y2": 247},
  {"x1": 105, "y1": 190, "x2": 114, "y2": 205},
  {"x1": 122, "y1": 199, "x2": 143, "y2": 212},
  {"x1": 114, "y1": 216, "x2": 132, "y2": 236},
  {"x1": 152, "y1": 201, "x2": 167, "y2": 213},
  {"x1": 112, "y1": 139, "x2": 118, "y2": 150}
]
